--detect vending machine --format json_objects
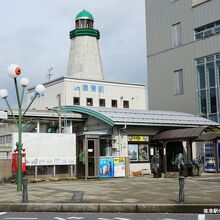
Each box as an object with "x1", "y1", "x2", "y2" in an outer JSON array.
[
  {"x1": 204, "y1": 142, "x2": 216, "y2": 172},
  {"x1": 218, "y1": 142, "x2": 220, "y2": 172}
]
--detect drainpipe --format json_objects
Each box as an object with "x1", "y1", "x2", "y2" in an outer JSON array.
[{"x1": 118, "y1": 124, "x2": 127, "y2": 156}]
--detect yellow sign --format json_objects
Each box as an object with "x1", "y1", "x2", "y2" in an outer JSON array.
[{"x1": 128, "y1": 136, "x2": 149, "y2": 142}]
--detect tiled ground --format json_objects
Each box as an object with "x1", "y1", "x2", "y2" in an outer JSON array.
[{"x1": 0, "y1": 174, "x2": 220, "y2": 204}]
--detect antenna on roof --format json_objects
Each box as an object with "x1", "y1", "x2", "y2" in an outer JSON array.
[{"x1": 46, "y1": 67, "x2": 53, "y2": 81}]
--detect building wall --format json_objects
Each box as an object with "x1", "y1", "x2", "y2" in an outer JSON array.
[
  {"x1": 28, "y1": 78, "x2": 147, "y2": 110},
  {"x1": 146, "y1": 0, "x2": 220, "y2": 116}
]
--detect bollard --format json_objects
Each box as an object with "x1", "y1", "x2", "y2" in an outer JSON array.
[
  {"x1": 179, "y1": 176, "x2": 185, "y2": 203},
  {"x1": 22, "y1": 177, "x2": 28, "y2": 203}
]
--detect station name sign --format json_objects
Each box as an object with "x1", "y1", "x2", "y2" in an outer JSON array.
[{"x1": 128, "y1": 136, "x2": 149, "y2": 142}]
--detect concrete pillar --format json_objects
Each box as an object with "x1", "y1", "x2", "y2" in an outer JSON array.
[
  {"x1": 36, "y1": 121, "x2": 40, "y2": 133},
  {"x1": 163, "y1": 142, "x2": 167, "y2": 173},
  {"x1": 70, "y1": 165, "x2": 73, "y2": 177},
  {"x1": 34, "y1": 166, "x2": 38, "y2": 178},
  {"x1": 53, "y1": 165, "x2": 56, "y2": 177}
]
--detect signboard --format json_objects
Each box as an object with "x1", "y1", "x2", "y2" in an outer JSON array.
[
  {"x1": 12, "y1": 133, "x2": 76, "y2": 166},
  {"x1": 99, "y1": 158, "x2": 114, "y2": 178},
  {"x1": 114, "y1": 158, "x2": 125, "y2": 177},
  {"x1": 128, "y1": 136, "x2": 149, "y2": 142},
  {"x1": 74, "y1": 84, "x2": 104, "y2": 93}
]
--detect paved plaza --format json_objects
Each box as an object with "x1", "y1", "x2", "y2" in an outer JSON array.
[{"x1": 0, "y1": 174, "x2": 220, "y2": 204}]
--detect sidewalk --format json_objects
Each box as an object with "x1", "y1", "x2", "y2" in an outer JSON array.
[{"x1": 0, "y1": 174, "x2": 220, "y2": 213}]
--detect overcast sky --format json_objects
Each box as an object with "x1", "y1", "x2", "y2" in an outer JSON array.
[{"x1": 0, "y1": 0, "x2": 147, "y2": 108}]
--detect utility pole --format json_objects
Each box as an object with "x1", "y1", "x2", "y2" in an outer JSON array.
[{"x1": 58, "y1": 93, "x2": 62, "y2": 133}]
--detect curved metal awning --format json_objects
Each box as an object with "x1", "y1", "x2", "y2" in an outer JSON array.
[{"x1": 62, "y1": 106, "x2": 114, "y2": 127}]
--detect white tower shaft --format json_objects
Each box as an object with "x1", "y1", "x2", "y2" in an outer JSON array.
[{"x1": 66, "y1": 35, "x2": 104, "y2": 80}]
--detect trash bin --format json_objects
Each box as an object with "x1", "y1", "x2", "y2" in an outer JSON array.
[{"x1": 71, "y1": 191, "x2": 84, "y2": 203}]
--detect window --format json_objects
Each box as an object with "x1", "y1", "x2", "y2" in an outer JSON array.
[
  {"x1": 128, "y1": 144, "x2": 149, "y2": 162},
  {"x1": 192, "y1": 0, "x2": 210, "y2": 7},
  {"x1": 174, "y1": 69, "x2": 184, "y2": 95},
  {"x1": 196, "y1": 53, "x2": 220, "y2": 122},
  {"x1": 99, "y1": 99, "x2": 105, "y2": 107},
  {"x1": 73, "y1": 97, "x2": 80, "y2": 105},
  {"x1": 111, "y1": 99, "x2": 117, "y2": 108},
  {"x1": 172, "y1": 22, "x2": 181, "y2": 47},
  {"x1": 86, "y1": 98, "x2": 93, "y2": 106},
  {"x1": 195, "y1": 20, "x2": 220, "y2": 40},
  {"x1": 123, "y1": 100, "x2": 129, "y2": 108}
]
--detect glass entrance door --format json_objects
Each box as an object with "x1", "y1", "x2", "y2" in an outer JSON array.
[{"x1": 88, "y1": 140, "x2": 95, "y2": 177}]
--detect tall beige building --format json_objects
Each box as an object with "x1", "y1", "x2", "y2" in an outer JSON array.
[{"x1": 146, "y1": 0, "x2": 220, "y2": 122}]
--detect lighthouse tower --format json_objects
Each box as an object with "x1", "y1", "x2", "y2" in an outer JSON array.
[{"x1": 66, "y1": 10, "x2": 104, "y2": 80}]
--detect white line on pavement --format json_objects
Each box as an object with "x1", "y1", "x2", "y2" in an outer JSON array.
[
  {"x1": 67, "y1": 217, "x2": 85, "y2": 219},
  {"x1": 54, "y1": 218, "x2": 66, "y2": 220},
  {"x1": 198, "y1": 214, "x2": 205, "y2": 220},
  {"x1": 0, "y1": 212, "x2": 7, "y2": 215},
  {"x1": 97, "y1": 218, "x2": 111, "y2": 220},
  {"x1": 5, "y1": 218, "x2": 38, "y2": 220},
  {"x1": 114, "y1": 218, "x2": 131, "y2": 220}
]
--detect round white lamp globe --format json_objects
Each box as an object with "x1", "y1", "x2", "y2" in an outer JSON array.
[
  {"x1": 35, "y1": 84, "x2": 45, "y2": 94},
  {"x1": 7, "y1": 64, "x2": 22, "y2": 78},
  {"x1": 0, "y1": 89, "x2": 8, "y2": 99},
  {"x1": 20, "y1": 77, "x2": 29, "y2": 87}
]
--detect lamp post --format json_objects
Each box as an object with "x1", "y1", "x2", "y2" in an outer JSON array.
[{"x1": 0, "y1": 64, "x2": 45, "y2": 192}]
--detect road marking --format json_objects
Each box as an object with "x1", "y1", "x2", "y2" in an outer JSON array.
[
  {"x1": 198, "y1": 214, "x2": 205, "y2": 220},
  {"x1": 115, "y1": 218, "x2": 131, "y2": 220},
  {"x1": 97, "y1": 218, "x2": 111, "y2": 220},
  {"x1": 54, "y1": 218, "x2": 66, "y2": 220},
  {"x1": 0, "y1": 212, "x2": 7, "y2": 215},
  {"x1": 68, "y1": 217, "x2": 84, "y2": 219},
  {"x1": 5, "y1": 218, "x2": 38, "y2": 220}
]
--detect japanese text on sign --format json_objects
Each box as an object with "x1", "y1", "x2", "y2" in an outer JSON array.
[
  {"x1": 128, "y1": 136, "x2": 149, "y2": 142},
  {"x1": 74, "y1": 84, "x2": 104, "y2": 93}
]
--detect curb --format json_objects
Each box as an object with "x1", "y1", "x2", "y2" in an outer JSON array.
[{"x1": 0, "y1": 203, "x2": 220, "y2": 213}]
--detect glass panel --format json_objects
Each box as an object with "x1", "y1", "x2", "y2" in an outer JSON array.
[
  {"x1": 197, "y1": 58, "x2": 205, "y2": 64},
  {"x1": 128, "y1": 144, "x2": 138, "y2": 161},
  {"x1": 200, "y1": 90, "x2": 207, "y2": 114},
  {"x1": 175, "y1": 70, "x2": 183, "y2": 95},
  {"x1": 172, "y1": 23, "x2": 181, "y2": 47},
  {"x1": 197, "y1": 65, "x2": 205, "y2": 89},
  {"x1": 217, "y1": 60, "x2": 220, "y2": 85},
  {"x1": 207, "y1": 62, "x2": 215, "y2": 87},
  {"x1": 209, "y1": 114, "x2": 217, "y2": 122},
  {"x1": 138, "y1": 144, "x2": 149, "y2": 161},
  {"x1": 210, "y1": 88, "x2": 217, "y2": 113}
]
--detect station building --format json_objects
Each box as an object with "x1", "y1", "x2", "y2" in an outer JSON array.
[{"x1": 0, "y1": 9, "x2": 220, "y2": 181}]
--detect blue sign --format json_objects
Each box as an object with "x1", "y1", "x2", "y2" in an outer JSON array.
[
  {"x1": 74, "y1": 86, "x2": 80, "y2": 91},
  {"x1": 98, "y1": 85, "x2": 104, "y2": 93},
  {"x1": 74, "y1": 84, "x2": 104, "y2": 93},
  {"x1": 99, "y1": 158, "x2": 114, "y2": 178},
  {"x1": 82, "y1": 84, "x2": 88, "y2": 91},
  {"x1": 91, "y1": 85, "x2": 96, "y2": 92}
]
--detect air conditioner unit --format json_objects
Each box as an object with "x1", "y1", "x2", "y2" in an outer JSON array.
[{"x1": 204, "y1": 29, "x2": 213, "y2": 37}]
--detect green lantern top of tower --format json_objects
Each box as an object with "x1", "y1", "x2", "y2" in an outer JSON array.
[{"x1": 76, "y1": 9, "x2": 94, "y2": 20}]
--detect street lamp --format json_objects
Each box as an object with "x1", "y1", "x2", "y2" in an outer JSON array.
[{"x1": 0, "y1": 64, "x2": 45, "y2": 192}]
